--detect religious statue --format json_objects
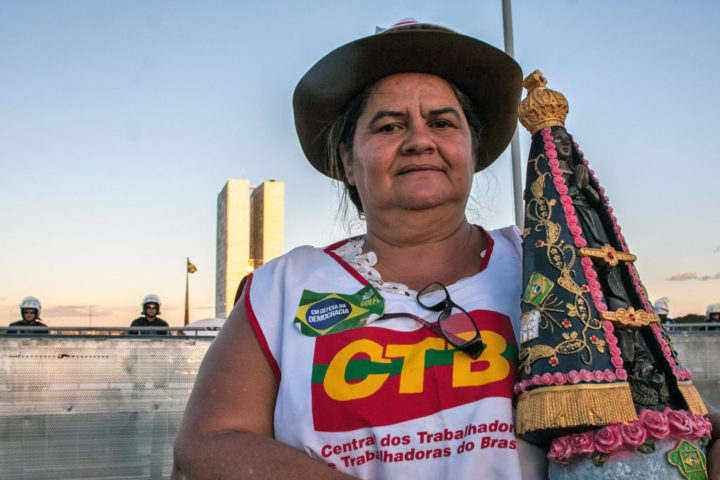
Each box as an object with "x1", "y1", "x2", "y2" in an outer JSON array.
[{"x1": 516, "y1": 70, "x2": 711, "y2": 479}]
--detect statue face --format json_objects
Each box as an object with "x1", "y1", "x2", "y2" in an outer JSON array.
[{"x1": 551, "y1": 128, "x2": 572, "y2": 161}]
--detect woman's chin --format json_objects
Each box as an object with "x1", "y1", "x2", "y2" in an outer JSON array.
[{"x1": 395, "y1": 193, "x2": 463, "y2": 212}]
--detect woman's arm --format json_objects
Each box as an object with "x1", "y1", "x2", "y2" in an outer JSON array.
[{"x1": 172, "y1": 292, "x2": 354, "y2": 479}]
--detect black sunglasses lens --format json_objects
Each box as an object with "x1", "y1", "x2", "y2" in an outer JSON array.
[{"x1": 417, "y1": 283, "x2": 447, "y2": 309}]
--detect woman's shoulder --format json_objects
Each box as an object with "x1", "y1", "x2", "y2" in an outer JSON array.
[{"x1": 251, "y1": 238, "x2": 358, "y2": 277}]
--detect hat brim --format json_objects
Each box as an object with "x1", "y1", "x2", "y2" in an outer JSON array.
[{"x1": 293, "y1": 28, "x2": 523, "y2": 178}]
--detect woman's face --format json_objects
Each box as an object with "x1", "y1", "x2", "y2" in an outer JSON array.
[
  {"x1": 551, "y1": 127, "x2": 572, "y2": 161},
  {"x1": 341, "y1": 73, "x2": 475, "y2": 217}
]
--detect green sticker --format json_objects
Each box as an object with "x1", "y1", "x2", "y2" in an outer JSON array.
[
  {"x1": 293, "y1": 283, "x2": 385, "y2": 337},
  {"x1": 667, "y1": 440, "x2": 707, "y2": 480},
  {"x1": 523, "y1": 272, "x2": 555, "y2": 307}
]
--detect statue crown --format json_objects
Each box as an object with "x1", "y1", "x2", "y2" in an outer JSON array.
[{"x1": 518, "y1": 70, "x2": 569, "y2": 135}]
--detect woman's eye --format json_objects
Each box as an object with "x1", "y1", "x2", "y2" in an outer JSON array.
[
  {"x1": 377, "y1": 124, "x2": 399, "y2": 133},
  {"x1": 431, "y1": 120, "x2": 452, "y2": 129}
]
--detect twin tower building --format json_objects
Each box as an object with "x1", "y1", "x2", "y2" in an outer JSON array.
[{"x1": 216, "y1": 179, "x2": 284, "y2": 318}]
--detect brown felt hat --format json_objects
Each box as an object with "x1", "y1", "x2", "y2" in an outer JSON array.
[{"x1": 293, "y1": 20, "x2": 523, "y2": 179}]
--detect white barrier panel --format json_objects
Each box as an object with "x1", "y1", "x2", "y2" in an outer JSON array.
[{"x1": 0, "y1": 336, "x2": 213, "y2": 479}]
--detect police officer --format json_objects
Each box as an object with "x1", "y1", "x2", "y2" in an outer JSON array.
[
  {"x1": 9, "y1": 296, "x2": 49, "y2": 334},
  {"x1": 128, "y1": 294, "x2": 169, "y2": 335},
  {"x1": 653, "y1": 298, "x2": 670, "y2": 324},
  {"x1": 706, "y1": 303, "x2": 720, "y2": 331}
]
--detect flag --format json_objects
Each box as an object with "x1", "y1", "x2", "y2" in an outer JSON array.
[{"x1": 187, "y1": 258, "x2": 197, "y2": 274}]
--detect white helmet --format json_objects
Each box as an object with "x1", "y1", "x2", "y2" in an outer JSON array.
[
  {"x1": 20, "y1": 296, "x2": 41, "y2": 315},
  {"x1": 653, "y1": 298, "x2": 670, "y2": 316},
  {"x1": 142, "y1": 294, "x2": 161, "y2": 313},
  {"x1": 706, "y1": 303, "x2": 720, "y2": 318}
]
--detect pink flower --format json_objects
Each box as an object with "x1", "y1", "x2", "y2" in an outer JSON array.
[
  {"x1": 580, "y1": 369, "x2": 593, "y2": 382},
  {"x1": 567, "y1": 370, "x2": 582, "y2": 384},
  {"x1": 553, "y1": 177, "x2": 564, "y2": 188},
  {"x1": 590, "y1": 169, "x2": 596, "y2": 177},
  {"x1": 540, "y1": 373, "x2": 554, "y2": 385},
  {"x1": 611, "y1": 356, "x2": 625, "y2": 369},
  {"x1": 547, "y1": 436, "x2": 574, "y2": 464},
  {"x1": 595, "y1": 425, "x2": 623, "y2": 453},
  {"x1": 607, "y1": 206, "x2": 613, "y2": 214},
  {"x1": 603, "y1": 369, "x2": 617, "y2": 382},
  {"x1": 591, "y1": 290, "x2": 604, "y2": 302},
  {"x1": 620, "y1": 422, "x2": 647, "y2": 448},
  {"x1": 616, "y1": 369, "x2": 628, "y2": 380},
  {"x1": 592, "y1": 370, "x2": 604, "y2": 382},
  {"x1": 608, "y1": 345, "x2": 622, "y2": 358},
  {"x1": 569, "y1": 432, "x2": 596, "y2": 455},
  {"x1": 560, "y1": 195, "x2": 573, "y2": 206},
  {"x1": 604, "y1": 333, "x2": 617, "y2": 346},
  {"x1": 603, "y1": 321, "x2": 615, "y2": 333},
  {"x1": 569, "y1": 225, "x2": 582, "y2": 237},
  {"x1": 581, "y1": 257, "x2": 593, "y2": 268},
  {"x1": 596, "y1": 301, "x2": 608, "y2": 312},
  {"x1": 664, "y1": 408, "x2": 693, "y2": 438},
  {"x1": 548, "y1": 158, "x2": 560, "y2": 168},
  {"x1": 584, "y1": 269, "x2": 597, "y2": 281},
  {"x1": 566, "y1": 214, "x2": 578, "y2": 227},
  {"x1": 639, "y1": 409, "x2": 670, "y2": 440},
  {"x1": 573, "y1": 237, "x2": 587, "y2": 248},
  {"x1": 556, "y1": 184, "x2": 568, "y2": 195},
  {"x1": 553, "y1": 372, "x2": 568, "y2": 385}
]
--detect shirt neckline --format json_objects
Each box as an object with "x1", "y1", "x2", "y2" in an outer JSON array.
[{"x1": 323, "y1": 226, "x2": 495, "y2": 294}]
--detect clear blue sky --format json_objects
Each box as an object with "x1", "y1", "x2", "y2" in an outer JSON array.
[{"x1": 1, "y1": 0, "x2": 719, "y2": 326}]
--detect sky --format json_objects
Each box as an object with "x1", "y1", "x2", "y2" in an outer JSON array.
[{"x1": 1, "y1": 0, "x2": 719, "y2": 326}]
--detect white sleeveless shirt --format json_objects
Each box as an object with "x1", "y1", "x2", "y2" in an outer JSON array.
[{"x1": 242, "y1": 226, "x2": 546, "y2": 479}]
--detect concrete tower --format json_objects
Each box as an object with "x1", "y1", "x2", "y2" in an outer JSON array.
[
  {"x1": 250, "y1": 180, "x2": 285, "y2": 270},
  {"x1": 216, "y1": 179, "x2": 285, "y2": 318},
  {"x1": 216, "y1": 179, "x2": 251, "y2": 319}
]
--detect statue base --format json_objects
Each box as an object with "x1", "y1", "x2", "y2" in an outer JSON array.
[{"x1": 548, "y1": 438, "x2": 707, "y2": 480}]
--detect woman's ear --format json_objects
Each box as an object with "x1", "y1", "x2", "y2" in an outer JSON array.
[{"x1": 340, "y1": 144, "x2": 355, "y2": 186}]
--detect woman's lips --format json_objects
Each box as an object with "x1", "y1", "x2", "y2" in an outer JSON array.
[{"x1": 397, "y1": 165, "x2": 443, "y2": 175}]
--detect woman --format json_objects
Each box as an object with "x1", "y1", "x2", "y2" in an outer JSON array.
[{"x1": 173, "y1": 20, "x2": 545, "y2": 479}]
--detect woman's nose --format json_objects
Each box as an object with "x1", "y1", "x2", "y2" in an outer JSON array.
[{"x1": 401, "y1": 124, "x2": 436, "y2": 155}]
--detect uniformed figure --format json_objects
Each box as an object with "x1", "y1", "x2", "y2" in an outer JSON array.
[
  {"x1": 706, "y1": 303, "x2": 720, "y2": 330},
  {"x1": 8, "y1": 296, "x2": 49, "y2": 334},
  {"x1": 128, "y1": 294, "x2": 169, "y2": 335},
  {"x1": 653, "y1": 298, "x2": 670, "y2": 324}
]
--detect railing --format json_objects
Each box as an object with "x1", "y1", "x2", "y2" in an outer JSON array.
[
  {"x1": 662, "y1": 322, "x2": 720, "y2": 333},
  {"x1": 1, "y1": 326, "x2": 220, "y2": 337}
]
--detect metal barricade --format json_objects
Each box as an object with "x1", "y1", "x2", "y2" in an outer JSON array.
[{"x1": 0, "y1": 335, "x2": 213, "y2": 479}]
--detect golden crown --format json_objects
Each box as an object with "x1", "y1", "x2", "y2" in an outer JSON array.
[{"x1": 518, "y1": 70, "x2": 569, "y2": 134}]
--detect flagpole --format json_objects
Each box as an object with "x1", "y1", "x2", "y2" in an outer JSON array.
[
  {"x1": 502, "y1": 0, "x2": 524, "y2": 229},
  {"x1": 184, "y1": 258, "x2": 190, "y2": 326}
]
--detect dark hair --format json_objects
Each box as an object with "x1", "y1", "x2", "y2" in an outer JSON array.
[{"x1": 325, "y1": 79, "x2": 483, "y2": 216}]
